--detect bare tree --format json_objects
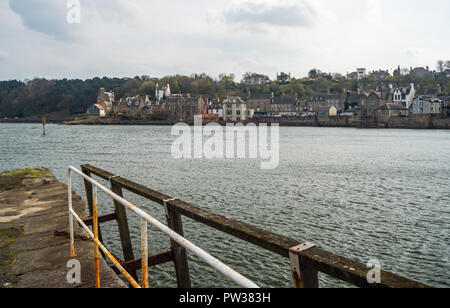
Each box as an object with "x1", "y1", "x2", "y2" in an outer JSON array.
[
  {"x1": 437, "y1": 60, "x2": 445, "y2": 73},
  {"x1": 445, "y1": 60, "x2": 450, "y2": 70}
]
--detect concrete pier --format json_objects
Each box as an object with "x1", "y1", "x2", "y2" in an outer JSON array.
[{"x1": 0, "y1": 168, "x2": 126, "y2": 288}]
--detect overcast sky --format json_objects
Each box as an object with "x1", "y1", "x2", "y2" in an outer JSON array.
[{"x1": 1, "y1": 0, "x2": 449, "y2": 81}]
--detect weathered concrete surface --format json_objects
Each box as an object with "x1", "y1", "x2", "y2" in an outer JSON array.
[{"x1": 0, "y1": 168, "x2": 126, "y2": 288}]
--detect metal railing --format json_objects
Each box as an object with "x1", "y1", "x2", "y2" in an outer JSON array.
[
  {"x1": 68, "y1": 166, "x2": 259, "y2": 288},
  {"x1": 79, "y1": 164, "x2": 431, "y2": 288}
]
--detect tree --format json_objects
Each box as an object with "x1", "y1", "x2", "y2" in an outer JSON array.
[
  {"x1": 277, "y1": 72, "x2": 292, "y2": 85},
  {"x1": 308, "y1": 69, "x2": 319, "y2": 79},
  {"x1": 445, "y1": 61, "x2": 450, "y2": 70},
  {"x1": 437, "y1": 60, "x2": 445, "y2": 73},
  {"x1": 139, "y1": 80, "x2": 156, "y2": 96}
]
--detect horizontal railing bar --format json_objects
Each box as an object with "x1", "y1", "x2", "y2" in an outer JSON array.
[
  {"x1": 111, "y1": 251, "x2": 175, "y2": 275},
  {"x1": 70, "y1": 208, "x2": 141, "y2": 288},
  {"x1": 83, "y1": 213, "x2": 117, "y2": 226},
  {"x1": 81, "y1": 164, "x2": 431, "y2": 289},
  {"x1": 70, "y1": 166, "x2": 259, "y2": 289}
]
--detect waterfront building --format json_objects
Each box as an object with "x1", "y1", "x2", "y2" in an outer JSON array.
[
  {"x1": 207, "y1": 99, "x2": 223, "y2": 119},
  {"x1": 307, "y1": 93, "x2": 344, "y2": 114},
  {"x1": 223, "y1": 97, "x2": 253, "y2": 122},
  {"x1": 163, "y1": 97, "x2": 204, "y2": 121},
  {"x1": 87, "y1": 104, "x2": 106, "y2": 117},
  {"x1": 392, "y1": 84, "x2": 416, "y2": 108},
  {"x1": 344, "y1": 91, "x2": 361, "y2": 111},
  {"x1": 271, "y1": 95, "x2": 300, "y2": 115},
  {"x1": 247, "y1": 93, "x2": 273, "y2": 114},
  {"x1": 97, "y1": 88, "x2": 115, "y2": 113},
  {"x1": 114, "y1": 95, "x2": 149, "y2": 117},
  {"x1": 377, "y1": 103, "x2": 409, "y2": 120},
  {"x1": 412, "y1": 96, "x2": 445, "y2": 115}
]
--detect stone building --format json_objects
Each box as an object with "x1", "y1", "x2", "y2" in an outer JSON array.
[
  {"x1": 113, "y1": 95, "x2": 149, "y2": 117},
  {"x1": 163, "y1": 97, "x2": 204, "y2": 121},
  {"x1": 271, "y1": 95, "x2": 300, "y2": 114},
  {"x1": 247, "y1": 93, "x2": 273, "y2": 113},
  {"x1": 307, "y1": 93, "x2": 344, "y2": 114},
  {"x1": 97, "y1": 88, "x2": 115, "y2": 114},
  {"x1": 377, "y1": 103, "x2": 409, "y2": 121}
]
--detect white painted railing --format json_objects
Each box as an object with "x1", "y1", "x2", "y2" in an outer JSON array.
[{"x1": 68, "y1": 166, "x2": 259, "y2": 288}]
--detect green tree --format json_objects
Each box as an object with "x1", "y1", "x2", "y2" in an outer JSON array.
[{"x1": 308, "y1": 69, "x2": 319, "y2": 79}]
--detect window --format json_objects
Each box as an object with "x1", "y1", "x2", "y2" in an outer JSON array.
[{"x1": 237, "y1": 110, "x2": 241, "y2": 115}]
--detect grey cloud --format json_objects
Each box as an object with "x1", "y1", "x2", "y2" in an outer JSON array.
[
  {"x1": 9, "y1": 0, "x2": 77, "y2": 41},
  {"x1": 223, "y1": 1, "x2": 317, "y2": 28}
]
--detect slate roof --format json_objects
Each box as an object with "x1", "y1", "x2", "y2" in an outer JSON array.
[
  {"x1": 248, "y1": 93, "x2": 273, "y2": 100},
  {"x1": 273, "y1": 96, "x2": 297, "y2": 105}
]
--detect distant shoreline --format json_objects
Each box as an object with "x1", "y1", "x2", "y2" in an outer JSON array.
[{"x1": 2, "y1": 116, "x2": 450, "y2": 129}]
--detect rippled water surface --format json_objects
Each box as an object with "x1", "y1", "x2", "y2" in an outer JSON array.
[{"x1": 0, "y1": 123, "x2": 449, "y2": 288}]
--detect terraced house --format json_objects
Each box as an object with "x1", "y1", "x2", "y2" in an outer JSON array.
[
  {"x1": 271, "y1": 95, "x2": 301, "y2": 115},
  {"x1": 355, "y1": 91, "x2": 392, "y2": 118},
  {"x1": 163, "y1": 96, "x2": 204, "y2": 121},
  {"x1": 113, "y1": 95, "x2": 150, "y2": 117},
  {"x1": 307, "y1": 93, "x2": 344, "y2": 117},
  {"x1": 247, "y1": 93, "x2": 273, "y2": 114}
]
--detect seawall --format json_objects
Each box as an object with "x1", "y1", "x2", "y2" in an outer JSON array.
[{"x1": 0, "y1": 168, "x2": 126, "y2": 288}]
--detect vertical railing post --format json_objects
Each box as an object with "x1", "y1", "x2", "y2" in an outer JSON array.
[
  {"x1": 68, "y1": 168, "x2": 75, "y2": 257},
  {"x1": 164, "y1": 199, "x2": 191, "y2": 288},
  {"x1": 110, "y1": 178, "x2": 138, "y2": 281},
  {"x1": 141, "y1": 218, "x2": 149, "y2": 288},
  {"x1": 289, "y1": 242, "x2": 319, "y2": 289},
  {"x1": 93, "y1": 186, "x2": 101, "y2": 289},
  {"x1": 81, "y1": 166, "x2": 103, "y2": 243}
]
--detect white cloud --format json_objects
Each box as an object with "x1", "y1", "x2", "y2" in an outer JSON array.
[
  {"x1": 367, "y1": 0, "x2": 382, "y2": 25},
  {"x1": 223, "y1": 0, "x2": 317, "y2": 28},
  {"x1": 1, "y1": 0, "x2": 449, "y2": 80}
]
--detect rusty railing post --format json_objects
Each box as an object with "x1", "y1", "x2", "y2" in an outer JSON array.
[
  {"x1": 289, "y1": 242, "x2": 319, "y2": 288},
  {"x1": 93, "y1": 186, "x2": 101, "y2": 289},
  {"x1": 81, "y1": 166, "x2": 103, "y2": 243},
  {"x1": 141, "y1": 218, "x2": 149, "y2": 288},
  {"x1": 164, "y1": 199, "x2": 192, "y2": 288},
  {"x1": 110, "y1": 177, "x2": 138, "y2": 282}
]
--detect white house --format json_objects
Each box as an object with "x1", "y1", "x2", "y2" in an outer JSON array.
[
  {"x1": 223, "y1": 97, "x2": 253, "y2": 122},
  {"x1": 357, "y1": 68, "x2": 367, "y2": 80},
  {"x1": 392, "y1": 83, "x2": 415, "y2": 108},
  {"x1": 208, "y1": 102, "x2": 224, "y2": 119},
  {"x1": 155, "y1": 84, "x2": 171, "y2": 102}
]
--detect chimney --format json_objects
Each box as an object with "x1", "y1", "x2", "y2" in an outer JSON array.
[
  {"x1": 357, "y1": 88, "x2": 361, "y2": 95},
  {"x1": 437, "y1": 84, "x2": 442, "y2": 94}
]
